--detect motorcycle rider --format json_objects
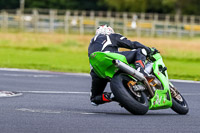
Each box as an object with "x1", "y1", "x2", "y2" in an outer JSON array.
[{"x1": 88, "y1": 25, "x2": 156, "y2": 106}]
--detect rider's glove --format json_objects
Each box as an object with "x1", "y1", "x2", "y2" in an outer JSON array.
[
  {"x1": 147, "y1": 47, "x2": 160, "y2": 58},
  {"x1": 151, "y1": 47, "x2": 160, "y2": 54}
]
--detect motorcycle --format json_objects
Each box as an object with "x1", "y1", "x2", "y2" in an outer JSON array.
[{"x1": 89, "y1": 49, "x2": 189, "y2": 115}]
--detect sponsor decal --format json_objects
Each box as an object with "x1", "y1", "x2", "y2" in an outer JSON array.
[
  {"x1": 163, "y1": 96, "x2": 166, "y2": 103},
  {"x1": 154, "y1": 93, "x2": 167, "y2": 105},
  {"x1": 91, "y1": 53, "x2": 96, "y2": 59},
  {"x1": 155, "y1": 94, "x2": 162, "y2": 105}
]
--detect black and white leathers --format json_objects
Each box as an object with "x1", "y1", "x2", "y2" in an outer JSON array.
[{"x1": 88, "y1": 33, "x2": 151, "y2": 57}]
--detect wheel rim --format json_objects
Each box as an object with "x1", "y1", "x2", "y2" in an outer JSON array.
[
  {"x1": 120, "y1": 74, "x2": 146, "y2": 104},
  {"x1": 170, "y1": 86, "x2": 187, "y2": 107},
  {"x1": 174, "y1": 94, "x2": 187, "y2": 107}
]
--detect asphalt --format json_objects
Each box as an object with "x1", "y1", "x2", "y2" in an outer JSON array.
[{"x1": 0, "y1": 69, "x2": 200, "y2": 133}]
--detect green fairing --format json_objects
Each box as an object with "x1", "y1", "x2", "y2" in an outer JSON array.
[
  {"x1": 89, "y1": 52, "x2": 128, "y2": 79},
  {"x1": 149, "y1": 53, "x2": 172, "y2": 109},
  {"x1": 89, "y1": 51, "x2": 172, "y2": 110}
]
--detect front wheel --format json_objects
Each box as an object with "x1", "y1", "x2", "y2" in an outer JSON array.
[
  {"x1": 110, "y1": 73, "x2": 149, "y2": 115},
  {"x1": 170, "y1": 85, "x2": 189, "y2": 115}
]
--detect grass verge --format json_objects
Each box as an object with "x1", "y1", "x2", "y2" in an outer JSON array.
[{"x1": 0, "y1": 32, "x2": 199, "y2": 80}]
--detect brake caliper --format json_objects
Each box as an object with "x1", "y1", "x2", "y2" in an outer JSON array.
[{"x1": 127, "y1": 81, "x2": 136, "y2": 89}]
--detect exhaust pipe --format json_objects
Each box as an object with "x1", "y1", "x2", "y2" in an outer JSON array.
[
  {"x1": 113, "y1": 60, "x2": 154, "y2": 97},
  {"x1": 113, "y1": 60, "x2": 145, "y2": 81}
]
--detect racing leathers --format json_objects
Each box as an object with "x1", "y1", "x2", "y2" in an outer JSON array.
[{"x1": 88, "y1": 33, "x2": 151, "y2": 105}]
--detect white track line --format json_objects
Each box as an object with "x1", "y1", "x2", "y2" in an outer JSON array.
[
  {"x1": 18, "y1": 91, "x2": 90, "y2": 94},
  {"x1": 0, "y1": 73, "x2": 57, "y2": 78},
  {"x1": 0, "y1": 68, "x2": 90, "y2": 77},
  {"x1": 0, "y1": 68, "x2": 42, "y2": 72},
  {"x1": 181, "y1": 93, "x2": 200, "y2": 96},
  {"x1": 18, "y1": 91, "x2": 200, "y2": 96},
  {"x1": 169, "y1": 79, "x2": 200, "y2": 84},
  {"x1": 16, "y1": 108, "x2": 62, "y2": 114},
  {"x1": 16, "y1": 108, "x2": 100, "y2": 115}
]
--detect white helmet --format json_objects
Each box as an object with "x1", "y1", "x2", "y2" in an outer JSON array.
[{"x1": 96, "y1": 25, "x2": 114, "y2": 35}]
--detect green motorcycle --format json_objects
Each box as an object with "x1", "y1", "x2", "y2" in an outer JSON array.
[{"x1": 89, "y1": 50, "x2": 189, "y2": 115}]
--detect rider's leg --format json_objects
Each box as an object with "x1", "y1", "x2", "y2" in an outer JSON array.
[
  {"x1": 134, "y1": 49, "x2": 155, "y2": 81},
  {"x1": 90, "y1": 70, "x2": 114, "y2": 106},
  {"x1": 117, "y1": 49, "x2": 154, "y2": 81}
]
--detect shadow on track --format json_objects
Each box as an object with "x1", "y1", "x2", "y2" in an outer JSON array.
[{"x1": 70, "y1": 108, "x2": 179, "y2": 116}]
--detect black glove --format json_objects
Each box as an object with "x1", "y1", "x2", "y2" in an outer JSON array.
[
  {"x1": 151, "y1": 47, "x2": 160, "y2": 54},
  {"x1": 147, "y1": 47, "x2": 160, "y2": 57}
]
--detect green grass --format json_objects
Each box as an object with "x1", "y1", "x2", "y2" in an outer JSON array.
[
  {"x1": 0, "y1": 32, "x2": 200, "y2": 81},
  {"x1": 162, "y1": 48, "x2": 200, "y2": 80},
  {"x1": 164, "y1": 57, "x2": 200, "y2": 81},
  {"x1": 0, "y1": 33, "x2": 90, "y2": 73},
  {"x1": 0, "y1": 48, "x2": 89, "y2": 73}
]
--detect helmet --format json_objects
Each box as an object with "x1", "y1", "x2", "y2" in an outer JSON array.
[{"x1": 96, "y1": 25, "x2": 114, "y2": 35}]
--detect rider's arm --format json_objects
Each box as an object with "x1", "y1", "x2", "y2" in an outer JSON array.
[{"x1": 114, "y1": 33, "x2": 151, "y2": 54}]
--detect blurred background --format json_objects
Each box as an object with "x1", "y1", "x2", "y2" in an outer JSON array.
[
  {"x1": 1, "y1": 0, "x2": 200, "y2": 36},
  {"x1": 0, "y1": 0, "x2": 199, "y2": 80}
]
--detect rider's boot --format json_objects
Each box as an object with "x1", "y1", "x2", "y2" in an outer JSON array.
[
  {"x1": 102, "y1": 92, "x2": 115, "y2": 102},
  {"x1": 91, "y1": 92, "x2": 115, "y2": 106},
  {"x1": 135, "y1": 60, "x2": 155, "y2": 82}
]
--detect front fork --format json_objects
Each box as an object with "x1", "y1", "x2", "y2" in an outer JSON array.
[{"x1": 169, "y1": 82, "x2": 183, "y2": 102}]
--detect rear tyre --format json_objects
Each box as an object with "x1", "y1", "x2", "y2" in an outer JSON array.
[{"x1": 110, "y1": 73, "x2": 149, "y2": 115}]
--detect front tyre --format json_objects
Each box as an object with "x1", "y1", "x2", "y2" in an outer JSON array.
[
  {"x1": 110, "y1": 73, "x2": 149, "y2": 115},
  {"x1": 170, "y1": 85, "x2": 189, "y2": 115}
]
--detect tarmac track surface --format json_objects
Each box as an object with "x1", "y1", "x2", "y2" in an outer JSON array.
[{"x1": 0, "y1": 69, "x2": 200, "y2": 133}]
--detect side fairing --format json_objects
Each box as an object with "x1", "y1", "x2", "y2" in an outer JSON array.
[{"x1": 89, "y1": 52, "x2": 128, "y2": 79}]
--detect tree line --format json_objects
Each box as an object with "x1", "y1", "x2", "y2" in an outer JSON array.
[{"x1": 0, "y1": 0, "x2": 200, "y2": 15}]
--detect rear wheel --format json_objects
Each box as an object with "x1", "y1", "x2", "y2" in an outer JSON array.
[
  {"x1": 170, "y1": 85, "x2": 189, "y2": 115},
  {"x1": 110, "y1": 73, "x2": 149, "y2": 115}
]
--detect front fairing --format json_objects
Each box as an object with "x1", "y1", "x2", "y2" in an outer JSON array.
[{"x1": 149, "y1": 53, "x2": 172, "y2": 109}]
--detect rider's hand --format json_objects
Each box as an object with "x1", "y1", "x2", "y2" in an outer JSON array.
[
  {"x1": 147, "y1": 47, "x2": 160, "y2": 57},
  {"x1": 151, "y1": 47, "x2": 160, "y2": 55}
]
